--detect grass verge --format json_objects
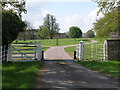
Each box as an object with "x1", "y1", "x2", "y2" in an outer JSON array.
[
  {"x1": 79, "y1": 61, "x2": 120, "y2": 77},
  {"x1": 2, "y1": 61, "x2": 43, "y2": 88}
]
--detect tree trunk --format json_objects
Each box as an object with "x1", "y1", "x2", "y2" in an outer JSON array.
[{"x1": 50, "y1": 37, "x2": 53, "y2": 39}]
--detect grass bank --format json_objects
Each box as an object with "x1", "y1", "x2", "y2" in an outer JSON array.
[
  {"x1": 79, "y1": 61, "x2": 120, "y2": 77},
  {"x1": 2, "y1": 61, "x2": 43, "y2": 88}
]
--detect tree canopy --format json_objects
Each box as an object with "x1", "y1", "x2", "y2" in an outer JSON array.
[
  {"x1": 93, "y1": 0, "x2": 120, "y2": 37},
  {"x1": 37, "y1": 14, "x2": 60, "y2": 39},
  {"x1": 86, "y1": 30, "x2": 95, "y2": 38},
  {"x1": 1, "y1": 0, "x2": 27, "y2": 17},
  {"x1": 68, "y1": 26, "x2": 82, "y2": 38},
  {"x1": 93, "y1": 0, "x2": 120, "y2": 15},
  {"x1": 2, "y1": 10, "x2": 26, "y2": 46}
]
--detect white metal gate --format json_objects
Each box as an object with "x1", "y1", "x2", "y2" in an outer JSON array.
[
  {"x1": 76, "y1": 41, "x2": 106, "y2": 61},
  {"x1": 8, "y1": 41, "x2": 42, "y2": 61}
]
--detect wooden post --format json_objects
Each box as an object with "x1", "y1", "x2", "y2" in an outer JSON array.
[
  {"x1": 7, "y1": 44, "x2": 12, "y2": 61},
  {"x1": 74, "y1": 51, "x2": 76, "y2": 59},
  {"x1": 38, "y1": 41, "x2": 41, "y2": 60},
  {"x1": 79, "y1": 41, "x2": 84, "y2": 61},
  {"x1": 41, "y1": 51, "x2": 44, "y2": 60}
]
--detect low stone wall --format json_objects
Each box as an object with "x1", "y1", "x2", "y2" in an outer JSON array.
[{"x1": 104, "y1": 39, "x2": 120, "y2": 61}]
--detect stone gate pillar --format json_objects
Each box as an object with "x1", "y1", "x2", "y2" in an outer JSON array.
[{"x1": 104, "y1": 39, "x2": 120, "y2": 61}]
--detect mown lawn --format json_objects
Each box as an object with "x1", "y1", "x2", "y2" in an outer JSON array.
[
  {"x1": 13, "y1": 38, "x2": 90, "y2": 46},
  {"x1": 79, "y1": 61, "x2": 120, "y2": 77},
  {"x1": 2, "y1": 61, "x2": 43, "y2": 88}
]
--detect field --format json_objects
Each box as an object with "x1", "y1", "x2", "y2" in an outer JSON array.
[
  {"x1": 14, "y1": 38, "x2": 90, "y2": 46},
  {"x1": 2, "y1": 61, "x2": 43, "y2": 88}
]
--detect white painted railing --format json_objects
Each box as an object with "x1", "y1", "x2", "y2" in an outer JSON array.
[
  {"x1": 0, "y1": 45, "x2": 9, "y2": 62},
  {"x1": 1, "y1": 41, "x2": 42, "y2": 62}
]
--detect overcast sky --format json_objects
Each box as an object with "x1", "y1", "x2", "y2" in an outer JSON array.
[{"x1": 22, "y1": 0, "x2": 101, "y2": 33}]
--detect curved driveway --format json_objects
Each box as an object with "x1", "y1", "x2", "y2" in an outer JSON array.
[{"x1": 44, "y1": 40, "x2": 97, "y2": 60}]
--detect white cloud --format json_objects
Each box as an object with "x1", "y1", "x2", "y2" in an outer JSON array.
[{"x1": 58, "y1": 8, "x2": 103, "y2": 33}]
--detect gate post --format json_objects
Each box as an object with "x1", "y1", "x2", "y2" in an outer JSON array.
[
  {"x1": 79, "y1": 41, "x2": 84, "y2": 61},
  {"x1": 38, "y1": 41, "x2": 41, "y2": 60},
  {"x1": 7, "y1": 44, "x2": 12, "y2": 61},
  {"x1": 104, "y1": 40, "x2": 109, "y2": 61}
]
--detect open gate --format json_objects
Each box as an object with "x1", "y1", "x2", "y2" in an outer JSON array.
[{"x1": 8, "y1": 41, "x2": 42, "y2": 61}]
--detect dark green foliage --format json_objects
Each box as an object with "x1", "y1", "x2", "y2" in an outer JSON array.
[
  {"x1": 86, "y1": 30, "x2": 95, "y2": 38},
  {"x1": 68, "y1": 26, "x2": 82, "y2": 38},
  {"x1": 2, "y1": 10, "x2": 26, "y2": 46}
]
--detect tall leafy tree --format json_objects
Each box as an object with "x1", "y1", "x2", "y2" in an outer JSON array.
[
  {"x1": 2, "y1": 0, "x2": 27, "y2": 61},
  {"x1": 93, "y1": 0, "x2": 120, "y2": 37},
  {"x1": 86, "y1": 30, "x2": 95, "y2": 38},
  {"x1": 43, "y1": 14, "x2": 60, "y2": 39},
  {"x1": 68, "y1": 26, "x2": 82, "y2": 38}
]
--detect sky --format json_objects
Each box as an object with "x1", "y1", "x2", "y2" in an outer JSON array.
[{"x1": 22, "y1": 0, "x2": 101, "y2": 33}]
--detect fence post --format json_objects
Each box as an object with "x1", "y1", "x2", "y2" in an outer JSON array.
[
  {"x1": 79, "y1": 41, "x2": 84, "y2": 61},
  {"x1": 91, "y1": 44, "x2": 94, "y2": 59},
  {"x1": 34, "y1": 41, "x2": 37, "y2": 59},
  {"x1": 0, "y1": 46, "x2": 2, "y2": 62},
  {"x1": 104, "y1": 40, "x2": 107, "y2": 61},
  {"x1": 74, "y1": 51, "x2": 76, "y2": 59},
  {"x1": 7, "y1": 44, "x2": 12, "y2": 61},
  {"x1": 38, "y1": 41, "x2": 41, "y2": 60}
]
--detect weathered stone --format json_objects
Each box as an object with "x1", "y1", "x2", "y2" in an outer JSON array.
[{"x1": 105, "y1": 39, "x2": 120, "y2": 61}]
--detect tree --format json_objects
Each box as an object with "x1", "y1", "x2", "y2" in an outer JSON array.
[
  {"x1": 93, "y1": 0, "x2": 120, "y2": 37},
  {"x1": 68, "y1": 26, "x2": 82, "y2": 38},
  {"x1": 43, "y1": 14, "x2": 60, "y2": 39},
  {"x1": 93, "y1": 0, "x2": 120, "y2": 15},
  {"x1": 93, "y1": 8, "x2": 119, "y2": 37},
  {"x1": 2, "y1": 0, "x2": 27, "y2": 17},
  {"x1": 37, "y1": 26, "x2": 49, "y2": 39},
  {"x1": 2, "y1": 10, "x2": 26, "y2": 61},
  {"x1": 86, "y1": 30, "x2": 95, "y2": 38}
]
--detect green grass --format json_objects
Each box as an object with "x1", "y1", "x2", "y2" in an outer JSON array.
[
  {"x1": 65, "y1": 46, "x2": 76, "y2": 53},
  {"x1": 13, "y1": 38, "x2": 90, "y2": 46},
  {"x1": 2, "y1": 61, "x2": 43, "y2": 88},
  {"x1": 42, "y1": 47, "x2": 49, "y2": 51},
  {"x1": 79, "y1": 61, "x2": 120, "y2": 77}
]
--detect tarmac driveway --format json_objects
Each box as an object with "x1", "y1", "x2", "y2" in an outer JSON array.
[{"x1": 35, "y1": 60, "x2": 119, "y2": 88}]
